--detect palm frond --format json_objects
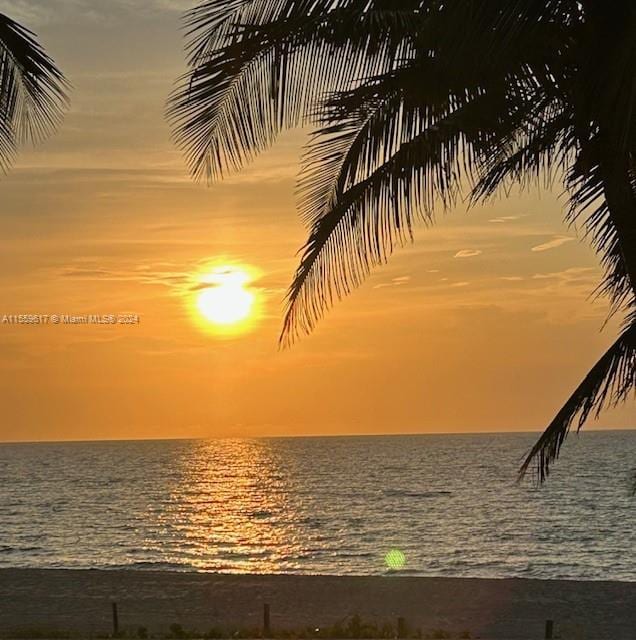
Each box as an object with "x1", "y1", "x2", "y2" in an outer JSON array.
[
  {"x1": 174, "y1": 0, "x2": 636, "y2": 487},
  {"x1": 519, "y1": 318, "x2": 636, "y2": 482},
  {"x1": 471, "y1": 103, "x2": 573, "y2": 202},
  {"x1": 183, "y1": 0, "x2": 252, "y2": 64},
  {"x1": 281, "y1": 90, "x2": 510, "y2": 344},
  {"x1": 566, "y1": 155, "x2": 636, "y2": 318},
  {"x1": 0, "y1": 13, "x2": 68, "y2": 172},
  {"x1": 297, "y1": 63, "x2": 439, "y2": 228},
  {"x1": 169, "y1": 1, "x2": 418, "y2": 181},
  {"x1": 284, "y1": 62, "x2": 565, "y2": 344}
]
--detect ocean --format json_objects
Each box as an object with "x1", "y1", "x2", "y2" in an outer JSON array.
[{"x1": 0, "y1": 432, "x2": 634, "y2": 580}]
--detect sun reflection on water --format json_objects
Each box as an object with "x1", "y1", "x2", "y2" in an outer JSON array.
[{"x1": 156, "y1": 439, "x2": 304, "y2": 573}]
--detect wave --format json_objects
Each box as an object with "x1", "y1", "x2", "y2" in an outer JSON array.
[{"x1": 382, "y1": 489, "x2": 453, "y2": 498}]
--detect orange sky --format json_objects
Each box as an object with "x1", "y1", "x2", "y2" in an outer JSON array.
[{"x1": 0, "y1": 0, "x2": 633, "y2": 442}]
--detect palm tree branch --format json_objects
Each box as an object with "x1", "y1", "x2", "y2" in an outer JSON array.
[
  {"x1": 519, "y1": 318, "x2": 636, "y2": 482},
  {"x1": 169, "y1": 3, "x2": 418, "y2": 180},
  {"x1": 281, "y1": 93, "x2": 495, "y2": 345},
  {"x1": 0, "y1": 13, "x2": 68, "y2": 171}
]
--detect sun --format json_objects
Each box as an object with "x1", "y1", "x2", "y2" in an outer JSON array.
[
  {"x1": 197, "y1": 277, "x2": 254, "y2": 325},
  {"x1": 193, "y1": 266, "x2": 258, "y2": 334}
]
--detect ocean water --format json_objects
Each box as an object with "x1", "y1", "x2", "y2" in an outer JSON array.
[{"x1": 0, "y1": 432, "x2": 634, "y2": 580}]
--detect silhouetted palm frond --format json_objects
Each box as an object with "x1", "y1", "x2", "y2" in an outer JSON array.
[
  {"x1": 169, "y1": 1, "x2": 420, "y2": 180},
  {"x1": 0, "y1": 13, "x2": 68, "y2": 172},
  {"x1": 284, "y1": 60, "x2": 570, "y2": 342},
  {"x1": 284, "y1": 87, "x2": 503, "y2": 342},
  {"x1": 173, "y1": 0, "x2": 636, "y2": 485},
  {"x1": 520, "y1": 317, "x2": 636, "y2": 482}
]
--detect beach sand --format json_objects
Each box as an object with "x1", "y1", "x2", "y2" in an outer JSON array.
[{"x1": 0, "y1": 569, "x2": 634, "y2": 639}]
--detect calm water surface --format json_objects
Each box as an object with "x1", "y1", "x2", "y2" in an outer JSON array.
[{"x1": 0, "y1": 433, "x2": 634, "y2": 579}]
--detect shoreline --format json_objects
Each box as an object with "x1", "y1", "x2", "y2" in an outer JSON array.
[
  {"x1": 4, "y1": 565, "x2": 636, "y2": 582},
  {"x1": 1, "y1": 569, "x2": 635, "y2": 639}
]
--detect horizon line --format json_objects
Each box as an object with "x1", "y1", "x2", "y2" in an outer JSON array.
[{"x1": 1, "y1": 426, "x2": 635, "y2": 446}]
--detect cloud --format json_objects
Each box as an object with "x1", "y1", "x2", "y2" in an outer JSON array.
[
  {"x1": 0, "y1": 0, "x2": 50, "y2": 25},
  {"x1": 0, "y1": 0, "x2": 192, "y2": 26},
  {"x1": 0, "y1": 0, "x2": 118, "y2": 26},
  {"x1": 488, "y1": 215, "x2": 523, "y2": 223},
  {"x1": 531, "y1": 236, "x2": 575, "y2": 252},
  {"x1": 154, "y1": 0, "x2": 192, "y2": 9},
  {"x1": 454, "y1": 249, "x2": 482, "y2": 258},
  {"x1": 373, "y1": 275, "x2": 411, "y2": 289},
  {"x1": 531, "y1": 267, "x2": 596, "y2": 282},
  {"x1": 56, "y1": 261, "x2": 193, "y2": 293}
]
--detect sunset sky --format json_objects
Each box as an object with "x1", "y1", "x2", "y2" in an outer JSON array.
[{"x1": 0, "y1": 0, "x2": 633, "y2": 443}]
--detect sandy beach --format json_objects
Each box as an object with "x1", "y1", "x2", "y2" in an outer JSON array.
[{"x1": 0, "y1": 569, "x2": 634, "y2": 639}]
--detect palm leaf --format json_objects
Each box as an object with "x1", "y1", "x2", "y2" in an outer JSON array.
[
  {"x1": 282, "y1": 92, "x2": 502, "y2": 344},
  {"x1": 519, "y1": 318, "x2": 636, "y2": 482},
  {"x1": 284, "y1": 66, "x2": 566, "y2": 343},
  {"x1": 566, "y1": 155, "x2": 636, "y2": 319},
  {"x1": 169, "y1": 1, "x2": 422, "y2": 180},
  {"x1": 174, "y1": 0, "x2": 636, "y2": 486},
  {"x1": 0, "y1": 13, "x2": 68, "y2": 172}
]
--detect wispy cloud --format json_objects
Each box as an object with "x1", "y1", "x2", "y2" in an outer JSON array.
[
  {"x1": 0, "y1": 0, "x2": 193, "y2": 26},
  {"x1": 454, "y1": 249, "x2": 482, "y2": 258},
  {"x1": 531, "y1": 267, "x2": 596, "y2": 282},
  {"x1": 0, "y1": 0, "x2": 116, "y2": 26},
  {"x1": 531, "y1": 236, "x2": 575, "y2": 252},
  {"x1": 373, "y1": 275, "x2": 411, "y2": 289},
  {"x1": 488, "y1": 215, "x2": 524, "y2": 223},
  {"x1": 0, "y1": 0, "x2": 50, "y2": 24},
  {"x1": 56, "y1": 261, "x2": 193, "y2": 292}
]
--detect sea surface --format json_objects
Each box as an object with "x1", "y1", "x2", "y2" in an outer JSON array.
[{"x1": 0, "y1": 432, "x2": 635, "y2": 580}]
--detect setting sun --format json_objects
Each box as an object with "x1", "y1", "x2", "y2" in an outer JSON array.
[{"x1": 194, "y1": 266, "x2": 258, "y2": 333}]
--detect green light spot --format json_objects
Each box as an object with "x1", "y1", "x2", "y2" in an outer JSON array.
[{"x1": 384, "y1": 548, "x2": 406, "y2": 570}]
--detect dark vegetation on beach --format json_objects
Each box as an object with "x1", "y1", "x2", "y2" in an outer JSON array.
[
  {"x1": 0, "y1": 616, "x2": 473, "y2": 640},
  {"x1": 3, "y1": 570, "x2": 631, "y2": 640}
]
